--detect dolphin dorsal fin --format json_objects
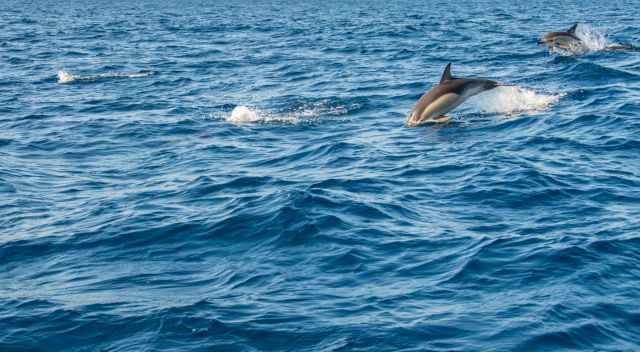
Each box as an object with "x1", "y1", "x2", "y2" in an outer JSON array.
[
  {"x1": 440, "y1": 63, "x2": 453, "y2": 84},
  {"x1": 568, "y1": 23, "x2": 578, "y2": 34}
]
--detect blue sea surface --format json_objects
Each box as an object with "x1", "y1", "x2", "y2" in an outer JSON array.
[{"x1": 2, "y1": 0, "x2": 640, "y2": 350}]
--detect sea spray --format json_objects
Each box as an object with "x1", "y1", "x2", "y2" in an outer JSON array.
[
  {"x1": 575, "y1": 24, "x2": 608, "y2": 51},
  {"x1": 57, "y1": 70, "x2": 76, "y2": 84},
  {"x1": 224, "y1": 101, "x2": 355, "y2": 124},
  {"x1": 228, "y1": 106, "x2": 259, "y2": 123},
  {"x1": 470, "y1": 86, "x2": 563, "y2": 115},
  {"x1": 549, "y1": 24, "x2": 629, "y2": 55}
]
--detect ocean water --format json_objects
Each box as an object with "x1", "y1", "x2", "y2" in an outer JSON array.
[{"x1": 2, "y1": 0, "x2": 640, "y2": 350}]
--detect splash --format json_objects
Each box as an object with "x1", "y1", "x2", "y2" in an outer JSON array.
[
  {"x1": 57, "y1": 70, "x2": 156, "y2": 84},
  {"x1": 550, "y1": 24, "x2": 632, "y2": 55},
  {"x1": 470, "y1": 86, "x2": 563, "y2": 115},
  {"x1": 224, "y1": 101, "x2": 356, "y2": 125},
  {"x1": 225, "y1": 106, "x2": 300, "y2": 124},
  {"x1": 57, "y1": 70, "x2": 75, "y2": 83},
  {"x1": 228, "y1": 106, "x2": 260, "y2": 123},
  {"x1": 574, "y1": 23, "x2": 608, "y2": 51}
]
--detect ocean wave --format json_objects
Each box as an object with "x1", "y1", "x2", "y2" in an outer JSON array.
[{"x1": 4, "y1": 1, "x2": 640, "y2": 351}]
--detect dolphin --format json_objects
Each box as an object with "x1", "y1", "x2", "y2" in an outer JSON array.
[
  {"x1": 405, "y1": 63, "x2": 500, "y2": 127},
  {"x1": 539, "y1": 23, "x2": 636, "y2": 53},
  {"x1": 605, "y1": 43, "x2": 635, "y2": 51},
  {"x1": 539, "y1": 23, "x2": 583, "y2": 50}
]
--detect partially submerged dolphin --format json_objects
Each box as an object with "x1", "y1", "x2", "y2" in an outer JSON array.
[
  {"x1": 539, "y1": 23, "x2": 635, "y2": 52},
  {"x1": 405, "y1": 63, "x2": 500, "y2": 127},
  {"x1": 539, "y1": 23, "x2": 583, "y2": 50}
]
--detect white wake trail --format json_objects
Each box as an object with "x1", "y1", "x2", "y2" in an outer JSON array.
[
  {"x1": 225, "y1": 106, "x2": 302, "y2": 124},
  {"x1": 470, "y1": 86, "x2": 563, "y2": 115},
  {"x1": 57, "y1": 70, "x2": 156, "y2": 84},
  {"x1": 224, "y1": 101, "x2": 353, "y2": 125}
]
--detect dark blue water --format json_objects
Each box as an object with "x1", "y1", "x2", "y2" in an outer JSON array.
[{"x1": 2, "y1": 0, "x2": 640, "y2": 350}]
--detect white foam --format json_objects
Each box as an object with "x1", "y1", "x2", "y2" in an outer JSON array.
[
  {"x1": 57, "y1": 70, "x2": 75, "y2": 84},
  {"x1": 224, "y1": 101, "x2": 354, "y2": 125},
  {"x1": 121, "y1": 72, "x2": 153, "y2": 78},
  {"x1": 57, "y1": 70, "x2": 155, "y2": 84},
  {"x1": 225, "y1": 105, "x2": 299, "y2": 124},
  {"x1": 551, "y1": 24, "x2": 625, "y2": 55},
  {"x1": 575, "y1": 23, "x2": 608, "y2": 51},
  {"x1": 470, "y1": 86, "x2": 563, "y2": 115},
  {"x1": 228, "y1": 106, "x2": 260, "y2": 123}
]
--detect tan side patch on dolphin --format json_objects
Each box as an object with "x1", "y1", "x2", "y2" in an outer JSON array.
[{"x1": 420, "y1": 93, "x2": 462, "y2": 121}]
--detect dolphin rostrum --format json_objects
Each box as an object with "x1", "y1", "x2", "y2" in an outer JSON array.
[
  {"x1": 405, "y1": 63, "x2": 499, "y2": 127},
  {"x1": 539, "y1": 23, "x2": 583, "y2": 50}
]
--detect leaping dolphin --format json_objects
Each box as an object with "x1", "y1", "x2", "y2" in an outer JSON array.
[
  {"x1": 405, "y1": 63, "x2": 500, "y2": 127},
  {"x1": 539, "y1": 23, "x2": 635, "y2": 52},
  {"x1": 539, "y1": 23, "x2": 583, "y2": 50}
]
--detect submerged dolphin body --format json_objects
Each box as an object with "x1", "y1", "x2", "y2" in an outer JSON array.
[
  {"x1": 539, "y1": 23, "x2": 583, "y2": 50},
  {"x1": 405, "y1": 63, "x2": 499, "y2": 127}
]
